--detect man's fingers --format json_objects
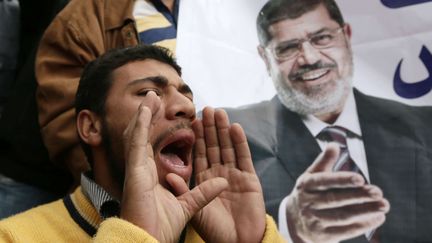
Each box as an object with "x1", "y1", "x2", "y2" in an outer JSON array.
[
  {"x1": 299, "y1": 200, "x2": 389, "y2": 242},
  {"x1": 123, "y1": 104, "x2": 141, "y2": 162},
  {"x1": 230, "y1": 123, "x2": 255, "y2": 173},
  {"x1": 145, "y1": 91, "x2": 163, "y2": 117},
  {"x1": 192, "y1": 119, "x2": 209, "y2": 174},
  {"x1": 323, "y1": 213, "x2": 386, "y2": 242},
  {"x1": 122, "y1": 91, "x2": 163, "y2": 195},
  {"x1": 123, "y1": 91, "x2": 160, "y2": 164},
  {"x1": 125, "y1": 104, "x2": 152, "y2": 170},
  {"x1": 307, "y1": 143, "x2": 340, "y2": 173},
  {"x1": 298, "y1": 171, "x2": 365, "y2": 192},
  {"x1": 214, "y1": 109, "x2": 236, "y2": 168},
  {"x1": 303, "y1": 185, "x2": 385, "y2": 210},
  {"x1": 202, "y1": 107, "x2": 222, "y2": 166},
  {"x1": 323, "y1": 201, "x2": 388, "y2": 232},
  {"x1": 198, "y1": 108, "x2": 254, "y2": 172},
  {"x1": 306, "y1": 199, "x2": 389, "y2": 228},
  {"x1": 120, "y1": 93, "x2": 162, "y2": 231},
  {"x1": 166, "y1": 173, "x2": 190, "y2": 196},
  {"x1": 178, "y1": 177, "x2": 228, "y2": 219}
]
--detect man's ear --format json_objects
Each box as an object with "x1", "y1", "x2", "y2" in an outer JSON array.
[
  {"x1": 77, "y1": 110, "x2": 103, "y2": 146},
  {"x1": 344, "y1": 23, "x2": 352, "y2": 39},
  {"x1": 257, "y1": 45, "x2": 271, "y2": 75}
]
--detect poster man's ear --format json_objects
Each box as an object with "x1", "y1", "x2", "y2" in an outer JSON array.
[
  {"x1": 257, "y1": 45, "x2": 271, "y2": 75},
  {"x1": 77, "y1": 110, "x2": 103, "y2": 147},
  {"x1": 344, "y1": 23, "x2": 352, "y2": 39}
]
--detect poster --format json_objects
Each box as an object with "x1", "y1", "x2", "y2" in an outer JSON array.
[{"x1": 176, "y1": 0, "x2": 432, "y2": 111}]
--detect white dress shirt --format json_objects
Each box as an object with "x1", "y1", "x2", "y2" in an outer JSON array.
[{"x1": 278, "y1": 91, "x2": 372, "y2": 242}]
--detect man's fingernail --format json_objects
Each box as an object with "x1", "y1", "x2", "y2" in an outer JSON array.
[
  {"x1": 352, "y1": 176, "x2": 364, "y2": 185},
  {"x1": 368, "y1": 187, "x2": 382, "y2": 198},
  {"x1": 379, "y1": 204, "x2": 388, "y2": 211}
]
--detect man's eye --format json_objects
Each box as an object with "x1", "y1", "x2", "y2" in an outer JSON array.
[
  {"x1": 137, "y1": 89, "x2": 161, "y2": 96},
  {"x1": 276, "y1": 44, "x2": 298, "y2": 56},
  {"x1": 311, "y1": 34, "x2": 334, "y2": 46}
]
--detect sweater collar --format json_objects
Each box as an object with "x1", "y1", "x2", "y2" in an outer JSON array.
[
  {"x1": 63, "y1": 187, "x2": 100, "y2": 236},
  {"x1": 62, "y1": 173, "x2": 121, "y2": 236},
  {"x1": 81, "y1": 172, "x2": 120, "y2": 219}
]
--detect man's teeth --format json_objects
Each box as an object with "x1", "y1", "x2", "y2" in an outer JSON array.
[{"x1": 301, "y1": 69, "x2": 328, "y2": 80}]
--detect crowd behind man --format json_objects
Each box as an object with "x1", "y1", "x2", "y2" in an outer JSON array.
[{"x1": 0, "y1": 0, "x2": 71, "y2": 218}]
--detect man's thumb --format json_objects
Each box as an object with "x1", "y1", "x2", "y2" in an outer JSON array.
[
  {"x1": 177, "y1": 177, "x2": 228, "y2": 219},
  {"x1": 306, "y1": 142, "x2": 340, "y2": 173}
]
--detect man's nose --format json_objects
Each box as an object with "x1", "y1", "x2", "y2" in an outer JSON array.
[
  {"x1": 296, "y1": 41, "x2": 321, "y2": 65},
  {"x1": 166, "y1": 90, "x2": 196, "y2": 121}
]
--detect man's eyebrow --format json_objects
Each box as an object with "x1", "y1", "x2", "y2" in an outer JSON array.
[
  {"x1": 127, "y1": 76, "x2": 193, "y2": 95},
  {"x1": 310, "y1": 27, "x2": 336, "y2": 35},
  {"x1": 127, "y1": 76, "x2": 169, "y2": 88}
]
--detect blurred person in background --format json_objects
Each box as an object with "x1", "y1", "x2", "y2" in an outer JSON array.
[
  {"x1": 0, "y1": 0, "x2": 20, "y2": 117},
  {"x1": 0, "y1": 0, "x2": 70, "y2": 218}
]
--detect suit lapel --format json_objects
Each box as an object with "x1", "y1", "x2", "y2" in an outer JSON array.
[
  {"x1": 355, "y1": 90, "x2": 416, "y2": 241},
  {"x1": 272, "y1": 98, "x2": 322, "y2": 181}
]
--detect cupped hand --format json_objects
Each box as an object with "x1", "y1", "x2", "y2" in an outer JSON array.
[
  {"x1": 187, "y1": 107, "x2": 266, "y2": 243},
  {"x1": 120, "y1": 93, "x2": 229, "y2": 243}
]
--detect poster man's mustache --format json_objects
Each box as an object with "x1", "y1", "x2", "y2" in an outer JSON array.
[{"x1": 289, "y1": 61, "x2": 337, "y2": 80}]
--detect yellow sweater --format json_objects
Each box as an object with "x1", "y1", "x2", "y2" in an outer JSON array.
[{"x1": 0, "y1": 187, "x2": 285, "y2": 242}]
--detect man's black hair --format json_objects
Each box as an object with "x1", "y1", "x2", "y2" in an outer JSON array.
[
  {"x1": 75, "y1": 44, "x2": 181, "y2": 166},
  {"x1": 257, "y1": 0, "x2": 345, "y2": 46}
]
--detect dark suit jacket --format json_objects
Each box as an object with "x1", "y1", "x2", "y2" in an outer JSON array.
[{"x1": 225, "y1": 89, "x2": 432, "y2": 243}]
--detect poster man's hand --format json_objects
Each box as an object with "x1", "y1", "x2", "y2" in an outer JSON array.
[{"x1": 286, "y1": 143, "x2": 390, "y2": 243}]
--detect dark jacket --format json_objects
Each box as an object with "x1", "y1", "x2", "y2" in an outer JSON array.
[{"x1": 0, "y1": 0, "x2": 71, "y2": 195}]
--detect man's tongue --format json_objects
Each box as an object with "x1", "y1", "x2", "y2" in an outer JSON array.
[{"x1": 162, "y1": 153, "x2": 185, "y2": 166}]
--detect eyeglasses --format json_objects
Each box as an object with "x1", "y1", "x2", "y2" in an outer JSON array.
[{"x1": 267, "y1": 26, "x2": 345, "y2": 61}]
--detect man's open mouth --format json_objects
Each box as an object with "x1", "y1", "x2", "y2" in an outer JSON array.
[
  {"x1": 157, "y1": 129, "x2": 195, "y2": 169},
  {"x1": 160, "y1": 139, "x2": 192, "y2": 167}
]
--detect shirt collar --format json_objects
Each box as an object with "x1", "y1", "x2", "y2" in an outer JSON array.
[
  {"x1": 81, "y1": 172, "x2": 120, "y2": 219},
  {"x1": 148, "y1": 0, "x2": 179, "y2": 26},
  {"x1": 302, "y1": 91, "x2": 362, "y2": 137}
]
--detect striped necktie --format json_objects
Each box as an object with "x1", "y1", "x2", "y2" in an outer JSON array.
[
  {"x1": 318, "y1": 126, "x2": 361, "y2": 173},
  {"x1": 318, "y1": 126, "x2": 379, "y2": 242}
]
